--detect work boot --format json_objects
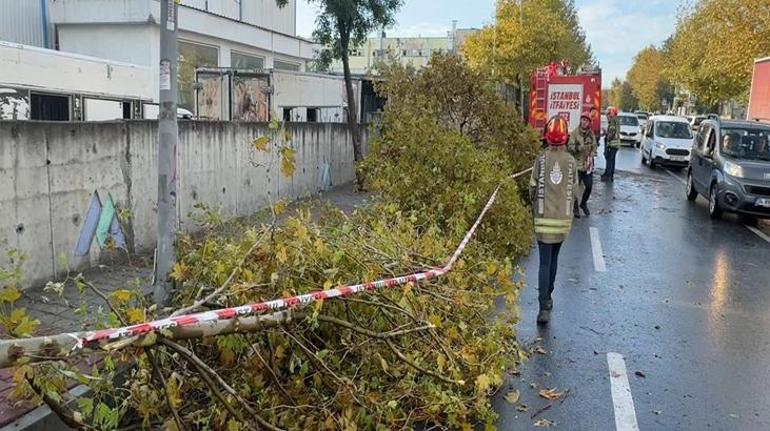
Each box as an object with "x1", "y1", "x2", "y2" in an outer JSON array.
[
  {"x1": 537, "y1": 309, "x2": 550, "y2": 325},
  {"x1": 600, "y1": 175, "x2": 609, "y2": 182},
  {"x1": 581, "y1": 203, "x2": 590, "y2": 216}
]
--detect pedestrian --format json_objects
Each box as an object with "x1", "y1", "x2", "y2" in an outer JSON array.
[
  {"x1": 568, "y1": 112, "x2": 598, "y2": 217},
  {"x1": 601, "y1": 106, "x2": 621, "y2": 182},
  {"x1": 529, "y1": 116, "x2": 578, "y2": 325}
]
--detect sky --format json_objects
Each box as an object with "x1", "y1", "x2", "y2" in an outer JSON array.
[{"x1": 295, "y1": 0, "x2": 679, "y2": 86}]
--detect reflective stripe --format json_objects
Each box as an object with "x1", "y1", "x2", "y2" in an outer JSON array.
[
  {"x1": 535, "y1": 225, "x2": 571, "y2": 235},
  {"x1": 535, "y1": 218, "x2": 572, "y2": 227}
]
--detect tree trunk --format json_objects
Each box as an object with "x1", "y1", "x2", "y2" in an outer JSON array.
[{"x1": 340, "y1": 34, "x2": 365, "y2": 189}]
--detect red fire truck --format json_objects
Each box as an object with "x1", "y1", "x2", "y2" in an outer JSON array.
[
  {"x1": 528, "y1": 62, "x2": 602, "y2": 136},
  {"x1": 748, "y1": 57, "x2": 770, "y2": 122}
]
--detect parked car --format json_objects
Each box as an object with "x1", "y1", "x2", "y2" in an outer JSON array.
[
  {"x1": 641, "y1": 115, "x2": 694, "y2": 168},
  {"x1": 686, "y1": 119, "x2": 770, "y2": 219},
  {"x1": 690, "y1": 115, "x2": 707, "y2": 132},
  {"x1": 634, "y1": 111, "x2": 650, "y2": 130},
  {"x1": 618, "y1": 112, "x2": 642, "y2": 147}
]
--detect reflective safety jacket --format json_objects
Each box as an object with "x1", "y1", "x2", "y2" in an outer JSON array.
[
  {"x1": 568, "y1": 127, "x2": 598, "y2": 172},
  {"x1": 529, "y1": 147, "x2": 578, "y2": 244},
  {"x1": 606, "y1": 116, "x2": 622, "y2": 149}
]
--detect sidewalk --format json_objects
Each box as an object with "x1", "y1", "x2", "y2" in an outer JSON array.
[{"x1": 0, "y1": 183, "x2": 371, "y2": 429}]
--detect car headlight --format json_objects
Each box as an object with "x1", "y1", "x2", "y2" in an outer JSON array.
[
  {"x1": 655, "y1": 142, "x2": 666, "y2": 150},
  {"x1": 723, "y1": 161, "x2": 744, "y2": 178}
]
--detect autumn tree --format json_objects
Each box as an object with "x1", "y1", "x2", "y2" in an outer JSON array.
[
  {"x1": 463, "y1": 0, "x2": 594, "y2": 87},
  {"x1": 627, "y1": 46, "x2": 674, "y2": 112},
  {"x1": 667, "y1": 0, "x2": 770, "y2": 106},
  {"x1": 608, "y1": 78, "x2": 638, "y2": 112},
  {"x1": 276, "y1": 0, "x2": 403, "y2": 187}
]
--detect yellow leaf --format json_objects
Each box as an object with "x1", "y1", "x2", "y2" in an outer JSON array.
[
  {"x1": 169, "y1": 262, "x2": 188, "y2": 281},
  {"x1": 323, "y1": 280, "x2": 333, "y2": 290},
  {"x1": 13, "y1": 316, "x2": 39, "y2": 337},
  {"x1": 273, "y1": 200, "x2": 288, "y2": 216},
  {"x1": 111, "y1": 289, "x2": 133, "y2": 304},
  {"x1": 166, "y1": 372, "x2": 183, "y2": 409},
  {"x1": 252, "y1": 136, "x2": 270, "y2": 151},
  {"x1": 0, "y1": 286, "x2": 21, "y2": 303},
  {"x1": 276, "y1": 246, "x2": 288, "y2": 264},
  {"x1": 475, "y1": 373, "x2": 491, "y2": 394},
  {"x1": 436, "y1": 354, "x2": 446, "y2": 372},
  {"x1": 280, "y1": 147, "x2": 296, "y2": 177},
  {"x1": 127, "y1": 308, "x2": 145, "y2": 324},
  {"x1": 504, "y1": 390, "x2": 520, "y2": 405},
  {"x1": 227, "y1": 419, "x2": 242, "y2": 431},
  {"x1": 427, "y1": 314, "x2": 442, "y2": 328}
]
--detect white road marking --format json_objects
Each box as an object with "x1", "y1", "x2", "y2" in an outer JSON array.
[
  {"x1": 747, "y1": 225, "x2": 770, "y2": 243},
  {"x1": 664, "y1": 168, "x2": 687, "y2": 185},
  {"x1": 607, "y1": 352, "x2": 640, "y2": 431},
  {"x1": 589, "y1": 227, "x2": 607, "y2": 272}
]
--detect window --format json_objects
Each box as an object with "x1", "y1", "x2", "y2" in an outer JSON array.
[
  {"x1": 274, "y1": 60, "x2": 300, "y2": 71},
  {"x1": 402, "y1": 50, "x2": 407, "y2": 56},
  {"x1": 30, "y1": 93, "x2": 69, "y2": 121},
  {"x1": 307, "y1": 108, "x2": 318, "y2": 122},
  {"x1": 231, "y1": 52, "x2": 264, "y2": 71},
  {"x1": 720, "y1": 127, "x2": 770, "y2": 161},
  {"x1": 695, "y1": 126, "x2": 707, "y2": 151},
  {"x1": 283, "y1": 108, "x2": 292, "y2": 122},
  {"x1": 646, "y1": 122, "x2": 654, "y2": 138},
  {"x1": 706, "y1": 128, "x2": 717, "y2": 157},
  {"x1": 178, "y1": 41, "x2": 219, "y2": 112},
  {"x1": 655, "y1": 121, "x2": 692, "y2": 139}
]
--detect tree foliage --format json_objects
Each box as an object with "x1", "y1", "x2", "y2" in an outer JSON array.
[
  {"x1": 462, "y1": 0, "x2": 594, "y2": 85},
  {"x1": 608, "y1": 78, "x2": 638, "y2": 112},
  {"x1": 6, "y1": 55, "x2": 536, "y2": 430},
  {"x1": 276, "y1": 0, "x2": 403, "y2": 187},
  {"x1": 626, "y1": 46, "x2": 674, "y2": 112},
  {"x1": 666, "y1": 0, "x2": 770, "y2": 105}
]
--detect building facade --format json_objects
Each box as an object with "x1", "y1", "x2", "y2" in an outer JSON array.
[
  {"x1": 331, "y1": 26, "x2": 478, "y2": 74},
  {"x1": 0, "y1": 0, "x2": 318, "y2": 113}
]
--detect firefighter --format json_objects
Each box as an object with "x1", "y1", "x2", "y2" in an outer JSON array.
[
  {"x1": 529, "y1": 116, "x2": 579, "y2": 325},
  {"x1": 601, "y1": 106, "x2": 621, "y2": 182},
  {"x1": 568, "y1": 113, "x2": 598, "y2": 217}
]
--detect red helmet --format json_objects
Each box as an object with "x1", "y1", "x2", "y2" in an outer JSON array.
[
  {"x1": 544, "y1": 116, "x2": 569, "y2": 146},
  {"x1": 607, "y1": 106, "x2": 619, "y2": 116}
]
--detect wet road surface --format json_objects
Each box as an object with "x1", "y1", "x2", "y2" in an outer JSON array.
[{"x1": 494, "y1": 147, "x2": 770, "y2": 430}]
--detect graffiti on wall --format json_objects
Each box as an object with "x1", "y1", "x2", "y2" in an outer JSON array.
[{"x1": 74, "y1": 191, "x2": 127, "y2": 257}]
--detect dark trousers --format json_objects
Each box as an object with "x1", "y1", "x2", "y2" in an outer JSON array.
[
  {"x1": 604, "y1": 147, "x2": 618, "y2": 179},
  {"x1": 538, "y1": 241, "x2": 563, "y2": 310},
  {"x1": 579, "y1": 171, "x2": 593, "y2": 206}
]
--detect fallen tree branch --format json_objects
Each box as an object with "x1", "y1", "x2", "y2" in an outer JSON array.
[
  {"x1": 24, "y1": 373, "x2": 85, "y2": 430},
  {"x1": 158, "y1": 337, "x2": 284, "y2": 431},
  {"x1": 172, "y1": 229, "x2": 271, "y2": 317},
  {"x1": 384, "y1": 339, "x2": 463, "y2": 386}
]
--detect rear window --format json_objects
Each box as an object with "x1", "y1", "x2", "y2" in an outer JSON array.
[
  {"x1": 720, "y1": 127, "x2": 770, "y2": 161},
  {"x1": 619, "y1": 116, "x2": 639, "y2": 126},
  {"x1": 655, "y1": 121, "x2": 692, "y2": 139},
  {"x1": 636, "y1": 114, "x2": 648, "y2": 120},
  {"x1": 692, "y1": 117, "x2": 706, "y2": 126}
]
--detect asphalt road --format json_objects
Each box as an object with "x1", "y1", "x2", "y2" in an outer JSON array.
[{"x1": 494, "y1": 147, "x2": 770, "y2": 431}]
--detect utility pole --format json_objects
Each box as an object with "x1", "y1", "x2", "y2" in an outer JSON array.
[
  {"x1": 155, "y1": 0, "x2": 179, "y2": 307},
  {"x1": 519, "y1": 0, "x2": 526, "y2": 120}
]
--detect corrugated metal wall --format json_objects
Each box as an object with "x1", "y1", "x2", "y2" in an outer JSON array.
[{"x1": 0, "y1": 0, "x2": 45, "y2": 47}]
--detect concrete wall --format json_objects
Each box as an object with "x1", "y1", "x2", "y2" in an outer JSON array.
[{"x1": 0, "y1": 120, "x2": 366, "y2": 287}]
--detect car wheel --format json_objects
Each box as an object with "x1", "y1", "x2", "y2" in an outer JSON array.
[
  {"x1": 709, "y1": 183, "x2": 723, "y2": 219},
  {"x1": 686, "y1": 171, "x2": 698, "y2": 201}
]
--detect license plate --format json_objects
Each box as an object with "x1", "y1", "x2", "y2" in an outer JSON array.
[
  {"x1": 671, "y1": 156, "x2": 686, "y2": 162},
  {"x1": 756, "y1": 198, "x2": 770, "y2": 208}
]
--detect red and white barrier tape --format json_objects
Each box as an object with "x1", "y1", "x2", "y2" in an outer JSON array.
[{"x1": 77, "y1": 168, "x2": 532, "y2": 350}]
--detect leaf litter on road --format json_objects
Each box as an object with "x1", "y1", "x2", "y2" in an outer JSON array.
[
  {"x1": 538, "y1": 388, "x2": 565, "y2": 401},
  {"x1": 534, "y1": 418, "x2": 555, "y2": 428},
  {"x1": 504, "y1": 390, "x2": 520, "y2": 405}
]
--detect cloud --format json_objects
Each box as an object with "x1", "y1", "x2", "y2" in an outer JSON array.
[{"x1": 576, "y1": 0, "x2": 677, "y2": 84}]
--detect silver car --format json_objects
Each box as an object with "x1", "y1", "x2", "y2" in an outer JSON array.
[{"x1": 686, "y1": 119, "x2": 770, "y2": 219}]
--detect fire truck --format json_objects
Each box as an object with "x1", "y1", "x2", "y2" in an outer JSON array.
[
  {"x1": 528, "y1": 62, "x2": 602, "y2": 136},
  {"x1": 748, "y1": 57, "x2": 770, "y2": 122}
]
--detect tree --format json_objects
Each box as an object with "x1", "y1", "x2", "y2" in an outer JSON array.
[
  {"x1": 667, "y1": 0, "x2": 770, "y2": 106},
  {"x1": 627, "y1": 46, "x2": 674, "y2": 112},
  {"x1": 462, "y1": 0, "x2": 594, "y2": 86},
  {"x1": 277, "y1": 0, "x2": 403, "y2": 187},
  {"x1": 608, "y1": 78, "x2": 638, "y2": 112}
]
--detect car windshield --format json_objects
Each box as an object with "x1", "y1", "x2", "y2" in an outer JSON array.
[
  {"x1": 655, "y1": 121, "x2": 692, "y2": 139},
  {"x1": 720, "y1": 127, "x2": 770, "y2": 161},
  {"x1": 619, "y1": 116, "x2": 639, "y2": 126},
  {"x1": 637, "y1": 114, "x2": 648, "y2": 120}
]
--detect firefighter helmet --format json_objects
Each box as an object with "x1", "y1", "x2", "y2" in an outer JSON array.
[
  {"x1": 607, "y1": 106, "x2": 619, "y2": 116},
  {"x1": 544, "y1": 116, "x2": 569, "y2": 146}
]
